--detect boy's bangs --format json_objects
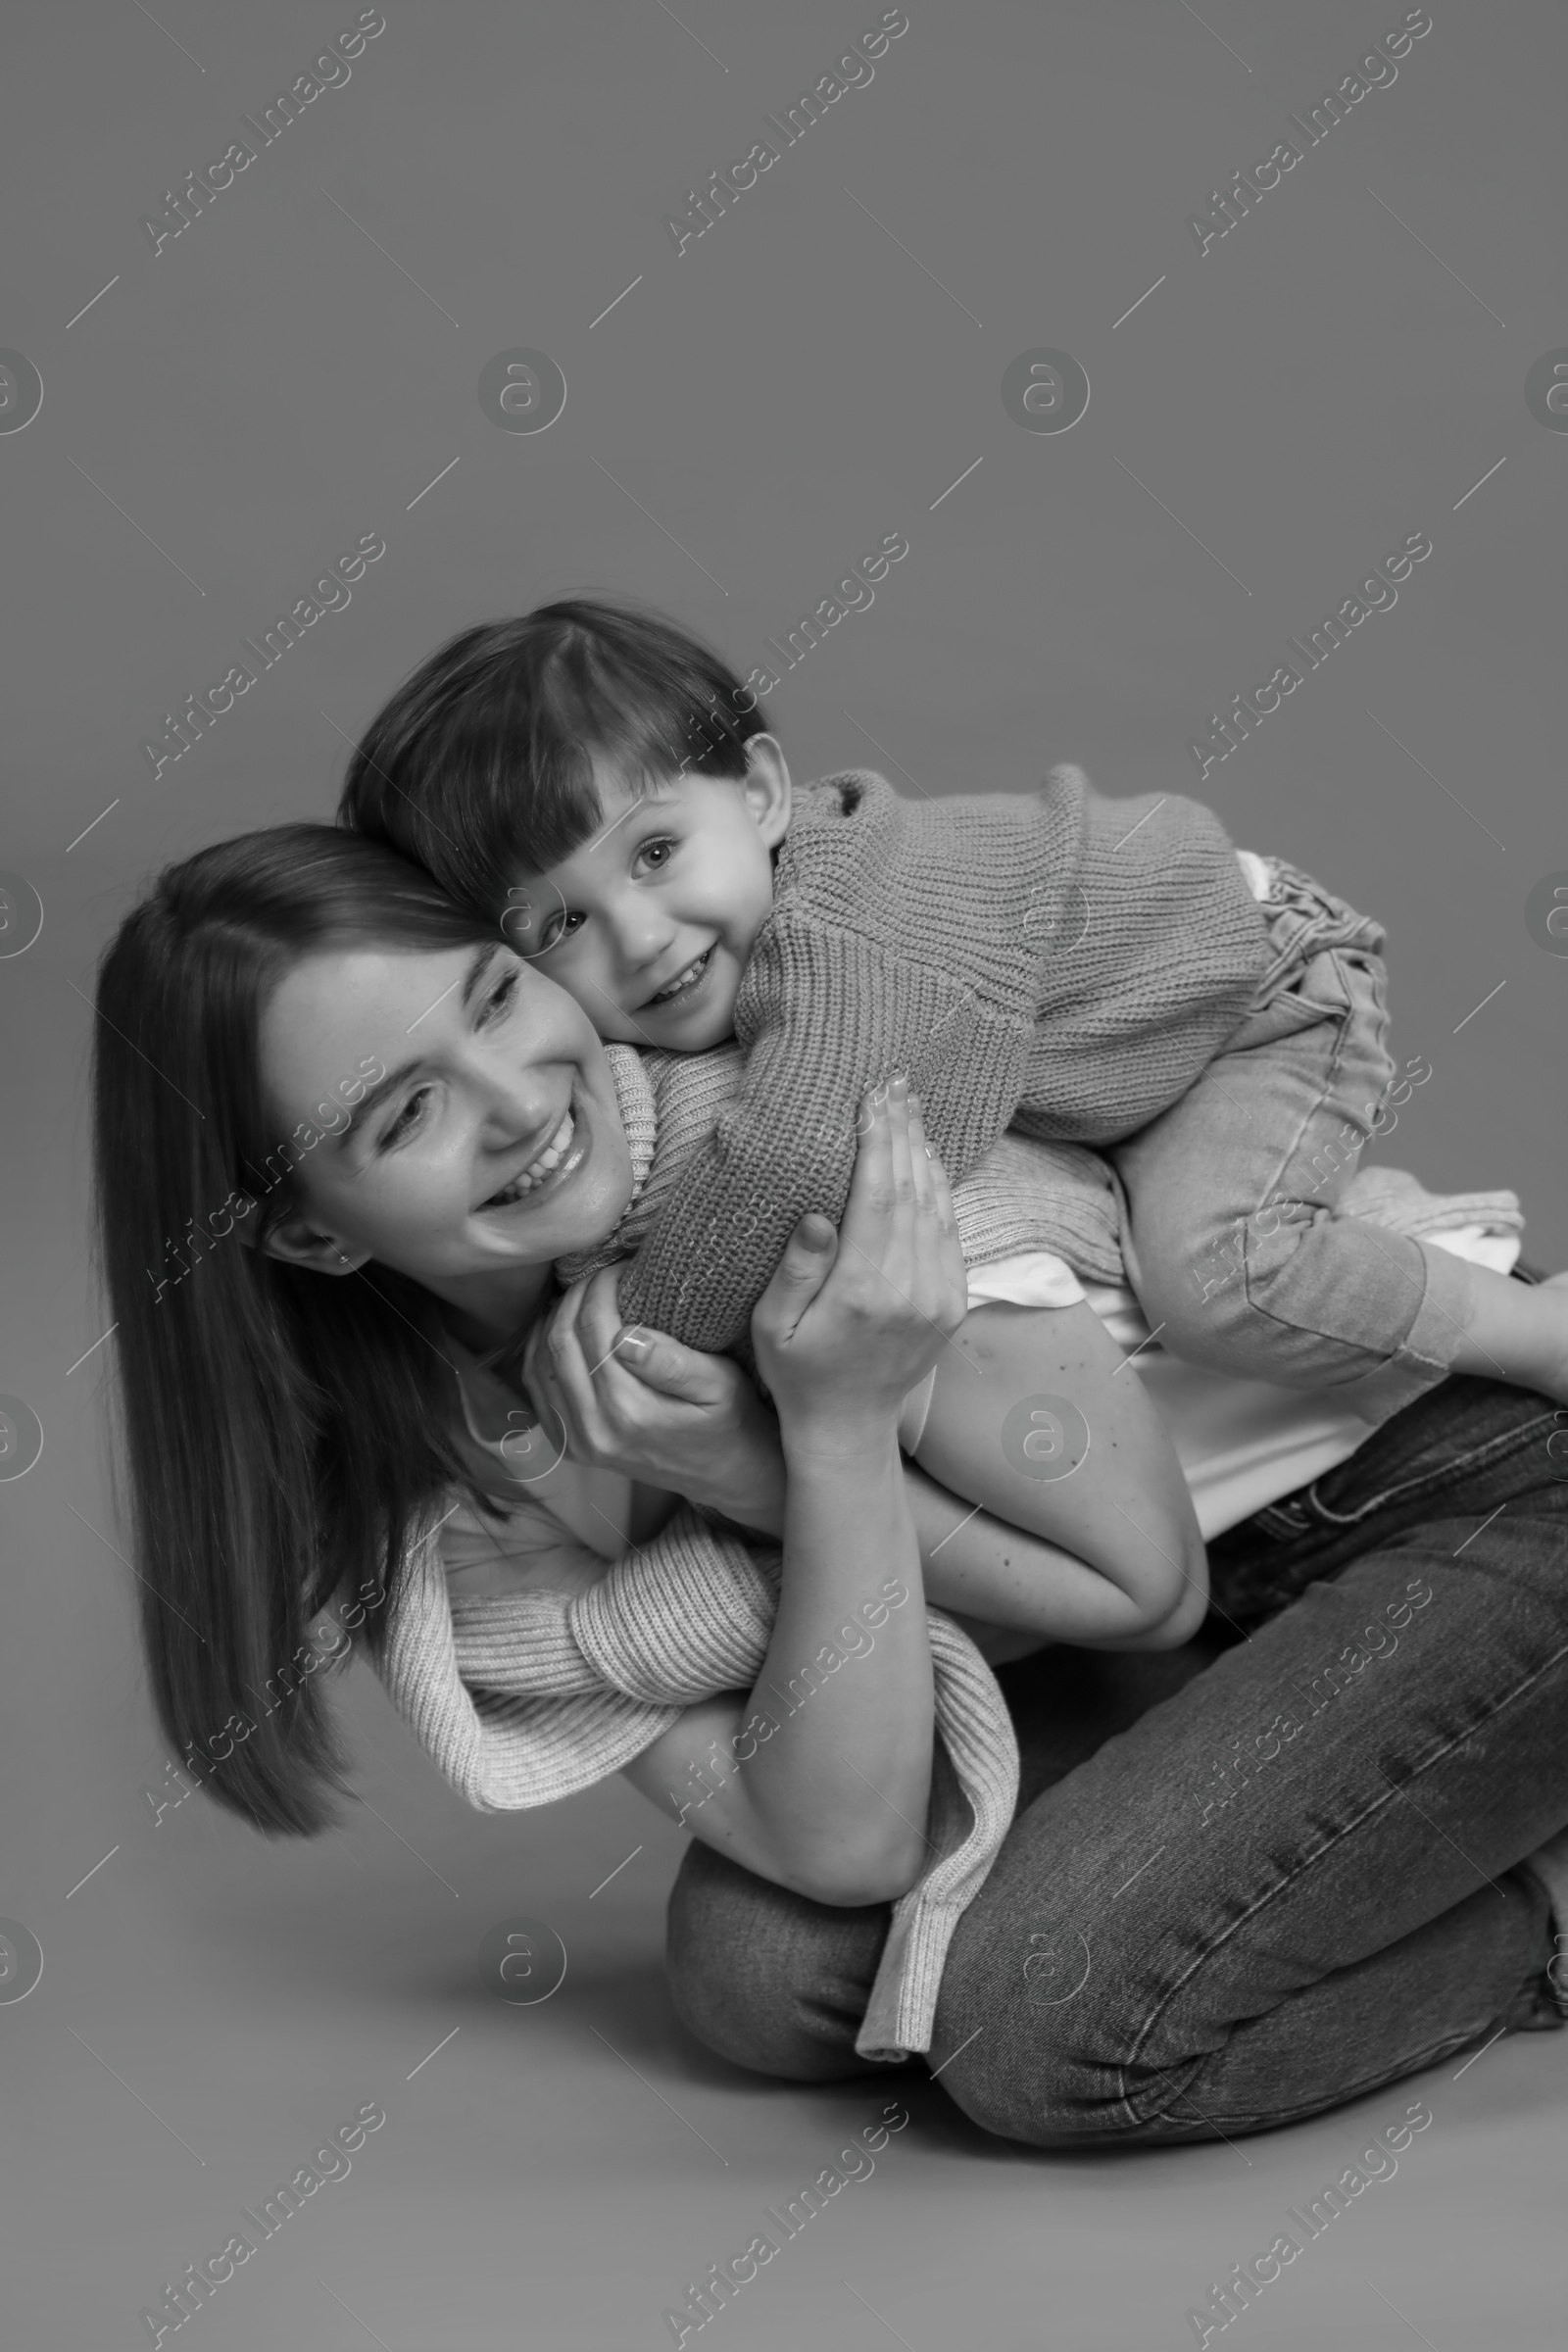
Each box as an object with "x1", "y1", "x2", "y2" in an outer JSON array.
[{"x1": 340, "y1": 599, "x2": 770, "y2": 915}]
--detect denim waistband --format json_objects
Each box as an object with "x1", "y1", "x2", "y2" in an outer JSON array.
[
  {"x1": 1251, "y1": 856, "x2": 1387, "y2": 999},
  {"x1": 1209, "y1": 1376, "x2": 1566, "y2": 1623}
]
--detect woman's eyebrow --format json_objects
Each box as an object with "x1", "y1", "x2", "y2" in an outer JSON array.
[
  {"x1": 404, "y1": 942, "x2": 501, "y2": 1030},
  {"x1": 459, "y1": 941, "x2": 505, "y2": 1006}
]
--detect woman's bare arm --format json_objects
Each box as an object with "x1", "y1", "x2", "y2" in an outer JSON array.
[
  {"x1": 616, "y1": 1081, "x2": 966, "y2": 1905},
  {"x1": 551, "y1": 1290, "x2": 1208, "y2": 1650},
  {"x1": 908, "y1": 1299, "x2": 1208, "y2": 1645},
  {"x1": 619, "y1": 1441, "x2": 931, "y2": 1905},
  {"x1": 537, "y1": 1209, "x2": 1207, "y2": 1649}
]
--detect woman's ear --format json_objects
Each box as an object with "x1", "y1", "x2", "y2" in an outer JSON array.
[
  {"x1": 257, "y1": 1207, "x2": 372, "y2": 1278},
  {"x1": 741, "y1": 734, "x2": 792, "y2": 848}
]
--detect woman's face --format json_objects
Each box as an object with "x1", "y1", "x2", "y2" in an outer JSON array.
[{"x1": 257, "y1": 938, "x2": 633, "y2": 1301}]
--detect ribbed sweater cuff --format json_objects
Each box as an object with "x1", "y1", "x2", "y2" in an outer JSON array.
[{"x1": 856, "y1": 1890, "x2": 971, "y2": 2062}]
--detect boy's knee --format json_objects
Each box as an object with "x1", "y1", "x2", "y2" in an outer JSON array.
[
  {"x1": 664, "y1": 1841, "x2": 891, "y2": 2082},
  {"x1": 1137, "y1": 1242, "x2": 1262, "y2": 1370},
  {"x1": 1140, "y1": 1207, "x2": 1330, "y2": 1374}
]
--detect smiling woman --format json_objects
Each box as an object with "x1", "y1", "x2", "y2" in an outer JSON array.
[
  {"x1": 90, "y1": 824, "x2": 622, "y2": 1831},
  {"x1": 255, "y1": 929, "x2": 634, "y2": 1346},
  {"x1": 88, "y1": 822, "x2": 968, "y2": 1963}
]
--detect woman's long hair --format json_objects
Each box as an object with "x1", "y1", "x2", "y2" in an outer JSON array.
[{"x1": 93, "y1": 825, "x2": 500, "y2": 1834}]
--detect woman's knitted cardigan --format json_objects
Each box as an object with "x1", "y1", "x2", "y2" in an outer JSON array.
[{"x1": 375, "y1": 1045, "x2": 1523, "y2": 2062}]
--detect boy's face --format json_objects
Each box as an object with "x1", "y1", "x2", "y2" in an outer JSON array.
[{"x1": 505, "y1": 736, "x2": 792, "y2": 1053}]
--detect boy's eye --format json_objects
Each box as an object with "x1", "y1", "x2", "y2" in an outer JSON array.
[
  {"x1": 538, "y1": 910, "x2": 585, "y2": 952},
  {"x1": 635, "y1": 838, "x2": 675, "y2": 873}
]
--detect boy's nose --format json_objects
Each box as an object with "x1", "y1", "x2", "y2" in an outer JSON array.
[{"x1": 607, "y1": 894, "x2": 675, "y2": 968}]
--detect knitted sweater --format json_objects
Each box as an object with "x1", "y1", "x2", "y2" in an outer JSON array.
[
  {"x1": 558, "y1": 1043, "x2": 1131, "y2": 1295},
  {"x1": 379, "y1": 1505, "x2": 1013, "y2": 2062},
  {"x1": 615, "y1": 766, "x2": 1269, "y2": 1352}
]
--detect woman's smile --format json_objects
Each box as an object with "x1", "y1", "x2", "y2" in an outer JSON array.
[
  {"x1": 258, "y1": 940, "x2": 634, "y2": 1316},
  {"x1": 477, "y1": 1100, "x2": 583, "y2": 1211}
]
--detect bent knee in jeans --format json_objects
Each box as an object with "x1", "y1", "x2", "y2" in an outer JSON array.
[
  {"x1": 1115, "y1": 941, "x2": 1449, "y2": 1389},
  {"x1": 664, "y1": 1840, "x2": 895, "y2": 2082}
]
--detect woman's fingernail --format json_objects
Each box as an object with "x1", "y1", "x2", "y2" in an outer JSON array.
[
  {"x1": 889, "y1": 1073, "x2": 908, "y2": 1099},
  {"x1": 613, "y1": 1326, "x2": 652, "y2": 1362}
]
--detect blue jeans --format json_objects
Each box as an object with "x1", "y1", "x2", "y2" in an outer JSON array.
[
  {"x1": 1112, "y1": 860, "x2": 1476, "y2": 1422},
  {"x1": 664, "y1": 1376, "x2": 1568, "y2": 2143}
]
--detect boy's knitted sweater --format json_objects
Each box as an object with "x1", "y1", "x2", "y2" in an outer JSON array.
[{"x1": 614, "y1": 765, "x2": 1269, "y2": 1352}]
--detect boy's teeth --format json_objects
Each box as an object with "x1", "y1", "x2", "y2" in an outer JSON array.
[
  {"x1": 486, "y1": 1108, "x2": 574, "y2": 1205},
  {"x1": 654, "y1": 951, "x2": 709, "y2": 1003}
]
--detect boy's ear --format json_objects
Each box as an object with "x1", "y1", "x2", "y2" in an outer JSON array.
[
  {"x1": 740, "y1": 735, "x2": 792, "y2": 847},
  {"x1": 255, "y1": 1206, "x2": 372, "y2": 1279}
]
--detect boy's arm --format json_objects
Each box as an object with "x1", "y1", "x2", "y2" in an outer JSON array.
[{"x1": 614, "y1": 914, "x2": 1015, "y2": 1352}]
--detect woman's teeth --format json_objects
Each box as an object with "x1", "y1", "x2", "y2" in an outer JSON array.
[
  {"x1": 483, "y1": 1108, "x2": 575, "y2": 1207},
  {"x1": 652, "y1": 948, "x2": 711, "y2": 1004}
]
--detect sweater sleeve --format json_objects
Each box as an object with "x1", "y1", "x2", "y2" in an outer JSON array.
[{"x1": 612, "y1": 910, "x2": 1008, "y2": 1352}]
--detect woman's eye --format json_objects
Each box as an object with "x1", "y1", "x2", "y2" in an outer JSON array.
[
  {"x1": 379, "y1": 1087, "x2": 431, "y2": 1149},
  {"x1": 481, "y1": 969, "x2": 521, "y2": 1022}
]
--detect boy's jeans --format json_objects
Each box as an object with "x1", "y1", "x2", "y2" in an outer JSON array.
[
  {"x1": 1111, "y1": 859, "x2": 1476, "y2": 1422},
  {"x1": 664, "y1": 1376, "x2": 1568, "y2": 2143}
]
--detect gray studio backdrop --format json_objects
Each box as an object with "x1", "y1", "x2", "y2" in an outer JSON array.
[{"x1": 4, "y1": 4, "x2": 1566, "y2": 2348}]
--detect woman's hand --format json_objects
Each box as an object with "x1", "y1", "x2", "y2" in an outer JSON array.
[
  {"x1": 522, "y1": 1265, "x2": 786, "y2": 1529},
  {"x1": 752, "y1": 1078, "x2": 966, "y2": 1449},
  {"x1": 619, "y1": 1082, "x2": 953, "y2": 1906}
]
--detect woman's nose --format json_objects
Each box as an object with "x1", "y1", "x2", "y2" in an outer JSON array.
[{"x1": 475, "y1": 1056, "x2": 553, "y2": 1145}]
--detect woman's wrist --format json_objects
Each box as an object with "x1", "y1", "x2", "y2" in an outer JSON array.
[
  {"x1": 695, "y1": 1440, "x2": 788, "y2": 1538},
  {"x1": 779, "y1": 1409, "x2": 903, "y2": 1476}
]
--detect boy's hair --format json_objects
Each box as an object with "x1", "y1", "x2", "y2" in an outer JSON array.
[{"x1": 338, "y1": 598, "x2": 771, "y2": 916}]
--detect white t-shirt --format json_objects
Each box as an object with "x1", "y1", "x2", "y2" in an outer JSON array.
[{"x1": 959, "y1": 1227, "x2": 1517, "y2": 1541}]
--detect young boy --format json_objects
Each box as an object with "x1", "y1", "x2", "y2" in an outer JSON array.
[{"x1": 340, "y1": 599, "x2": 1568, "y2": 1488}]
